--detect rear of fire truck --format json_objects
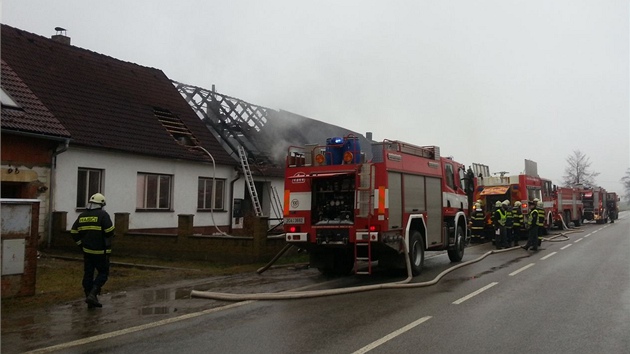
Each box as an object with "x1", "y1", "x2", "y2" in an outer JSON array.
[{"x1": 283, "y1": 136, "x2": 469, "y2": 276}]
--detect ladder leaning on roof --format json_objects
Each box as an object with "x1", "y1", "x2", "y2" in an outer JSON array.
[{"x1": 238, "y1": 145, "x2": 263, "y2": 217}]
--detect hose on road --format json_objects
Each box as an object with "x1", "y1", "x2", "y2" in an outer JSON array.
[{"x1": 191, "y1": 231, "x2": 579, "y2": 301}]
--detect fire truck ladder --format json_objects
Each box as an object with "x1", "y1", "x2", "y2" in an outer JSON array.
[
  {"x1": 238, "y1": 145, "x2": 263, "y2": 217},
  {"x1": 355, "y1": 164, "x2": 375, "y2": 275}
]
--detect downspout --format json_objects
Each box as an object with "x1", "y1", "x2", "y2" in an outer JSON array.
[
  {"x1": 47, "y1": 139, "x2": 70, "y2": 248},
  {"x1": 229, "y1": 168, "x2": 242, "y2": 234}
]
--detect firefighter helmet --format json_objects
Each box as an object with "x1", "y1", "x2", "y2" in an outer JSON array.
[
  {"x1": 502, "y1": 200, "x2": 510, "y2": 206},
  {"x1": 474, "y1": 203, "x2": 481, "y2": 209},
  {"x1": 533, "y1": 198, "x2": 540, "y2": 203},
  {"x1": 537, "y1": 201, "x2": 543, "y2": 208},
  {"x1": 89, "y1": 193, "x2": 106, "y2": 206},
  {"x1": 495, "y1": 201, "x2": 502, "y2": 208},
  {"x1": 514, "y1": 201, "x2": 522, "y2": 207}
]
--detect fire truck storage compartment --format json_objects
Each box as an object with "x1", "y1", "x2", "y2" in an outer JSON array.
[
  {"x1": 312, "y1": 173, "x2": 355, "y2": 225},
  {"x1": 425, "y1": 177, "x2": 442, "y2": 247}
]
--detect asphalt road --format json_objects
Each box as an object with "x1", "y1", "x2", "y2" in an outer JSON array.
[{"x1": 19, "y1": 213, "x2": 629, "y2": 353}]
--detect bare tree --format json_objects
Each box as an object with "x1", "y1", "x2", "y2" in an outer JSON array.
[
  {"x1": 562, "y1": 150, "x2": 599, "y2": 187},
  {"x1": 622, "y1": 168, "x2": 630, "y2": 201}
]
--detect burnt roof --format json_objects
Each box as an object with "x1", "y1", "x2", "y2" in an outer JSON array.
[
  {"x1": 1, "y1": 24, "x2": 235, "y2": 165},
  {"x1": 1, "y1": 60, "x2": 71, "y2": 139}
]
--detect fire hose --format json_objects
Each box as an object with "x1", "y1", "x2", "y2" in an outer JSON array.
[{"x1": 190, "y1": 231, "x2": 579, "y2": 301}]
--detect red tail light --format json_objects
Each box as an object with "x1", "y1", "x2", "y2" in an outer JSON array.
[
  {"x1": 289, "y1": 226, "x2": 298, "y2": 233},
  {"x1": 369, "y1": 225, "x2": 377, "y2": 231}
]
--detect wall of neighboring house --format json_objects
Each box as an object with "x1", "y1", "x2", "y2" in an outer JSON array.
[{"x1": 54, "y1": 147, "x2": 236, "y2": 231}]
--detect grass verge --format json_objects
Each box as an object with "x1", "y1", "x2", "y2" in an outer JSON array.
[{"x1": 1, "y1": 250, "x2": 308, "y2": 314}]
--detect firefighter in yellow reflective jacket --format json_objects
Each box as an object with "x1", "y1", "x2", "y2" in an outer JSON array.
[
  {"x1": 492, "y1": 201, "x2": 507, "y2": 249},
  {"x1": 503, "y1": 200, "x2": 514, "y2": 248},
  {"x1": 536, "y1": 200, "x2": 545, "y2": 247},
  {"x1": 522, "y1": 200, "x2": 539, "y2": 251},
  {"x1": 512, "y1": 201, "x2": 524, "y2": 246},
  {"x1": 71, "y1": 193, "x2": 114, "y2": 309}
]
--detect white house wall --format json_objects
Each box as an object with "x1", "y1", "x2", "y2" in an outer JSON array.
[{"x1": 54, "y1": 147, "x2": 235, "y2": 230}]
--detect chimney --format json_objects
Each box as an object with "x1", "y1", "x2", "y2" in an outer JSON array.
[
  {"x1": 51, "y1": 27, "x2": 71, "y2": 45},
  {"x1": 366, "y1": 132, "x2": 373, "y2": 141}
]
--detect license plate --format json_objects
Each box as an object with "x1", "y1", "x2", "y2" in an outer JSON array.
[{"x1": 284, "y1": 217, "x2": 305, "y2": 224}]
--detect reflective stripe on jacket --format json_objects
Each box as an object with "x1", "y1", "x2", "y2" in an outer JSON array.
[{"x1": 71, "y1": 208, "x2": 114, "y2": 254}]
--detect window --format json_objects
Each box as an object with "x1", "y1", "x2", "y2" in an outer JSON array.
[
  {"x1": 198, "y1": 177, "x2": 225, "y2": 210},
  {"x1": 137, "y1": 173, "x2": 172, "y2": 210},
  {"x1": 445, "y1": 163, "x2": 455, "y2": 190},
  {"x1": 77, "y1": 168, "x2": 103, "y2": 208}
]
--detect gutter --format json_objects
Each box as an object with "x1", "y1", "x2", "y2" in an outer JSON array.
[
  {"x1": 47, "y1": 138, "x2": 70, "y2": 248},
  {"x1": 228, "y1": 168, "x2": 242, "y2": 234}
]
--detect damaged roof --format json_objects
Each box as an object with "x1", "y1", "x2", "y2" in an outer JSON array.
[{"x1": 1, "y1": 24, "x2": 235, "y2": 165}]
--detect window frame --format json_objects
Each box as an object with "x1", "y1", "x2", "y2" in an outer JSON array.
[
  {"x1": 76, "y1": 167, "x2": 104, "y2": 209},
  {"x1": 197, "y1": 177, "x2": 226, "y2": 211},
  {"x1": 136, "y1": 172, "x2": 173, "y2": 211}
]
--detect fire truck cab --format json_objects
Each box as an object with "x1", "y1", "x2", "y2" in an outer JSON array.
[{"x1": 283, "y1": 136, "x2": 470, "y2": 276}]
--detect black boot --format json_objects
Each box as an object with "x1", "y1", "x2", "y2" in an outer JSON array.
[{"x1": 86, "y1": 287, "x2": 102, "y2": 308}]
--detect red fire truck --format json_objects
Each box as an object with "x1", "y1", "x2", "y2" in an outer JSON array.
[
  {"x1": 551, "y1": 186, "x2": 584, "y2": 228},
  {"x1": 606, "y1": 192, "x2": 619, "y2": 222},
  {"x1": 471, "y1": 160, "x2": 554, "y2": 236},
  {"x1": 582, "y1": 187, "x2": 608, "y2": 223},
  {"x1": 283, "y1": 136, "x2": 470, "y2": 276}
]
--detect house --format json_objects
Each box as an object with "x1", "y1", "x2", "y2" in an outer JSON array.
[
  {"x1": 1, "y1": 24, "x2": 239, "y2": 244},
  {"x1": 1, "y1": 57, "x2": 72, "y2": 244}
]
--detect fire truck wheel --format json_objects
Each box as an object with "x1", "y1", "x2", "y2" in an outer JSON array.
[
  {"x1": 409, "y1": 231, "x2": 425, "y2": 276},
  {"x1": 447, "y1": 226, "x2": 465, "y2": 262}
]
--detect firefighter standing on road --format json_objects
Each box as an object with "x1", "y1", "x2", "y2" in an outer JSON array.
[
  {"x1": 492, "y1": 201, "x2": 507, "y2": 249},
  {"x1": 71, "y1": 193, "x2": 115, "y2": 309},
  {"x1": 536, "y1": 200, "x2": 545, "y2": 247},
  {"x1": 503, "y1": 200, "x2": 514, "y2": 248},
  {"x1": 522, "y1": 200, "x2": 539, "y2": 251},
  {"x1": 470, "y1": 202, "x2": 485, "y2": 243},
  {"x1": 512, "y1": 201, "x2": 524, "y2": 246}
]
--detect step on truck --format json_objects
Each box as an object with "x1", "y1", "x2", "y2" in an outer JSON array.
[{"x1": 283, "y1": 136, "x2": 471, "y2": 276}]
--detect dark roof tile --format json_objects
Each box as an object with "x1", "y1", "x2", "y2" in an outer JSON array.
[{"x1": 1, "y1": 24, "x2": 235, "y2": 165}]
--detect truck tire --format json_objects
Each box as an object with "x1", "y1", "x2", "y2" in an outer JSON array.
[
  {"x1": 448, "y1": 226, "x2": 465, "y2": 262},
  {"x1": 409, "y1": 231, "x2": 425, "y2": 276}
]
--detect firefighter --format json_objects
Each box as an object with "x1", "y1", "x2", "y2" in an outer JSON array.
[
  {"x1": 492, "y1": 201, "x2": 507, "y2": 249},
  {"x1": 512, "y1": 201, "x2": 524, "y2": 246},
  {"x1": 470, "y1": 202, "x2": 485, "y2": 243},
  {"x1": 503, "y1": 200, "x2": 514, "y2": 248},
  {"x1": 522, "y1": 200, "x2": 539, "y2": 251},
  {"x1": 71, "y1": 193, "x2": 115, "y2": 309},
  {"x1": 536, "y1": 200, "x2": 545, "y2": 247}
]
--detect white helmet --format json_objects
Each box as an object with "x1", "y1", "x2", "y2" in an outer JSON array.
[
  {"x1": 495, "y1": 201, "x2": 502, "y2": 208},
  {"x1": 474, "y1": 203, "x2": 481, "y2": 209},
  {"x1": 502, "y1": 200, "x2": 510, "y2": 206},
  {"x1": 514, "y1": 201, "x2": 521, "y2": 207},
  {"x1": 536, "y1": 201, "x2": 543, "y2": 208},
  {"x1": 89, "y1": 193, "x2": 106, "y2": 206}
]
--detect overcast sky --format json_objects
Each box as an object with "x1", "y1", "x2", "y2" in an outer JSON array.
[{"x1": 3, "y1": 1, "x2": 629, "y2": 193}]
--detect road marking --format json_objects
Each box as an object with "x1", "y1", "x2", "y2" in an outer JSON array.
[
  {"x1": 540, "y1": 252, "x2": 557, "y2": 260},
  {"x1": 584, "y1": 233, "x2": 592, "y2": 238},
  {"x1": 561, "y1": 244, "x2": 572, "y2": 250},
  {"x1": 352, "y1": 316, "x2": 432, "y2": 354},
  {"x1": 509, "y1": 263, "x2": 535, "y2": 276},
  {"x1": 452, "y1": 282, "x2": 498, "y2": 304},
  {"x1": 574, "y1": 238, "x2": 583, "y2": 243},
  {"x1": 23, "y1": 301, "x2": 255, "y2": 354}
]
